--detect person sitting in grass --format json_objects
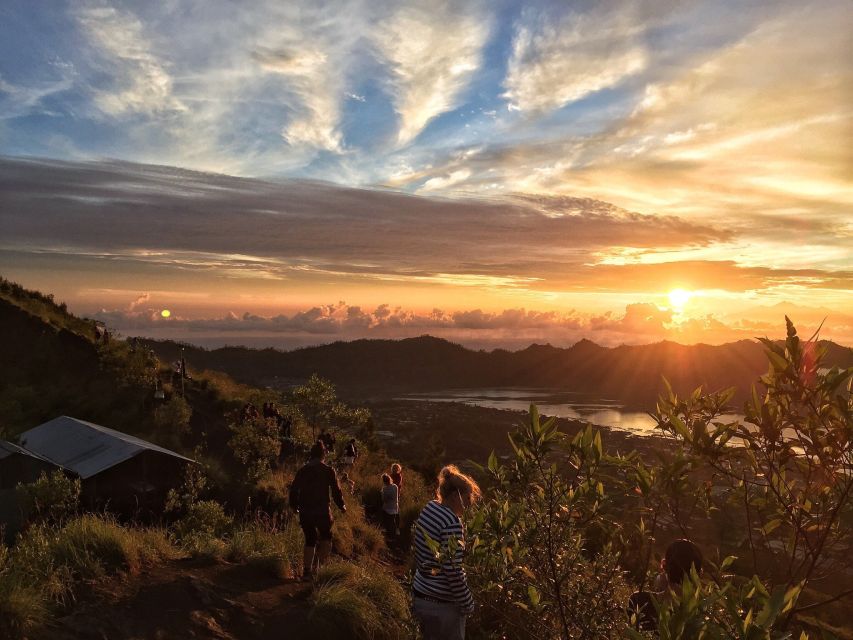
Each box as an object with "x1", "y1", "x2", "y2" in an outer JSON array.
[
  {"x1": 288, "y1": 442, "x2": 346, "y2": 581},
  {"x1": 412, "y1": 465, "x2": 481, "y2": 640}
]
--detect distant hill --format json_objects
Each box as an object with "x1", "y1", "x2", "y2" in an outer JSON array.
[
  {"x1": 138, "y1": 332, "x2": 853, "y2": 408},
  {"x1": 0, "y1": 279, "x2": 238, "y2": 456}
]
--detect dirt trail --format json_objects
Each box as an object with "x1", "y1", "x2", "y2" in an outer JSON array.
[{"x1": 33, "y1": 558, "x2": 316, "y2": 640}]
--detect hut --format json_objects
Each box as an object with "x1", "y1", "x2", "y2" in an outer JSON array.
[
  {"x1": 17, "y1": 416, "x2": 194, "y2": 511},
  {"x1": 0, "y1": 440, "x2": 65, "y2": 540},
  {"x1": 0, "y1": 440, "x2": 60, "y2": 490}
]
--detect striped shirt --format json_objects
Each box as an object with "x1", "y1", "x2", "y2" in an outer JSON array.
[{"x1": 412, "y1": 500, "x2": 474, "y2": 610}]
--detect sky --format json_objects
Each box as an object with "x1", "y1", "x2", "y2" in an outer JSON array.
[{"x1": 0, "y1": 0, "x2": 851, "y2": 349}]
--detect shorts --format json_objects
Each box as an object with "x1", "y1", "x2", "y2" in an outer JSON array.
[{"x1": 299, "y1": 510, "x2": 333, "y2": 547}]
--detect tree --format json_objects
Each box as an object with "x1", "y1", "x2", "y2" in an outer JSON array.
[
  {"x1": 291, "y1": 373, "x2": 337, "y2": 440},
  {"x1": 227, "y1": 414, "x2": 281, "y2": 483},
  {"x1": 290, "y1": 373, "x2": 372, "y2": 443}
]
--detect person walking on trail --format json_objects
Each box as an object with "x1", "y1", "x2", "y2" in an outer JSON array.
[
  {"x1": 288, "y1": 442, "x2": 346, "y2": 581},
  {"x1": 412, "y1": 465, "x2": 481, "y2": 640},
  {"x1": 342, "y1": 438, "x2": 358, "y2": 467},
  {"x1": 381, "y1": 473, "x2": 400, "y2": 537},
  {"x1": 390, "y1": 463, "x2": 403, "y2": 491}
]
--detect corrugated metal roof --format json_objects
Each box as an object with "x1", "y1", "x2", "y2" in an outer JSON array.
[
  {"x1": 18, "y1": 416, "x2": 194, "y2": 479},
  {"x1": 0, "y1": 440, "x2": 59, "y2": 466}
]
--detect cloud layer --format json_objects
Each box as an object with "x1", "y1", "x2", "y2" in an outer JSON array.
[{"x1": 0, "y1": 0, "x2": 850, "y2": 348}]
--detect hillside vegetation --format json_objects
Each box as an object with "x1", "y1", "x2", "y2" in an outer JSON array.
[{"x1": 1, "y1": 278, "x2": 851, "y2": 639}]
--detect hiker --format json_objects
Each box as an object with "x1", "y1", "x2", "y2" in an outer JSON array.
[
  {"x1": 340, "y1": 472, "x2": 356, "y2": 495},
  {"x1": 381, "y1": 473, "x2": 400, "y2": 537},
  {"x1": 324, "y1": 429, "x2": 337, "y2": 450},
  {"x1": 280, "y1": 414, "x2": 293, "y2": 439},
  {"x1": 628, "y1": 539, "x2": 704, "y2": 630},
  {"x1": 655, "y1": 538, "x2": 703, "y2": 591},
  {"x1": 288, "y1": 442, "x2": 347, "y2": 581},
  {"x1": 412, "y1": 465, "x2": 481, "y2": 640},
  {"x1": 390, "y1": 463, "x2": 403, "y2": 491},
  {"x1": 317, "y1": 428, "x2": 329, "y2": 448},
  {"x1": 342, "y1": 438, "x2": 358, "y2": 467}
]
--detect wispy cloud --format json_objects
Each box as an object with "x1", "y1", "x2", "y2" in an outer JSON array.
[
  {"x1": 374, "y1": 1, "x2": 490, "y2": 145},
  {"x1": 76, "y1": 4, "x2": 185, "y2": 116},
  {"x1": 503, "y1": 3, "x2": 647, "y2": 113}
]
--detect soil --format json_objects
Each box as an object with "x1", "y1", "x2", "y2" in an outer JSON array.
[{"x1": 32, "y1": 557, "x2": 317, "y2": 640}]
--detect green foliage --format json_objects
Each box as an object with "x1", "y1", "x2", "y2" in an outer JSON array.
[
  {"x1": 652, "y1": 318, "x2": 853, "y2": 633},
  {"x1": 153, "y1": 395, "x2": 192, "y2": 444},
  {"x1": 0, "y1": 277, "x2": 92, "y2": 338},
  {"x1": 291, "y1": 373, "x2": 338, "y2": 439},
  {"x1": 171, "y1": 500, "x2": 233, "y2": 547},
  {"x1": 467, "y1": 406, "x2": 631, "y2": 639},
  {"x1": 290, "y1": 373, "x2": 372, "y2": 441},
  {"x1": 15, "y1": 470, "x2": 80, "y2": 526},
  {"x1": 227, "y1": 414, "x2": 281, "y2": 483}
]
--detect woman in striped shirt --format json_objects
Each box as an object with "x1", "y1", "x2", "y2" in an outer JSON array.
[{"x1": 412, "y1": 465, "x2": 481, "y2": 640}]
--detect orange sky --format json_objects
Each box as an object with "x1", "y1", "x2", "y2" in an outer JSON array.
[{"x1": 0, "y1": 1, "x2": 850, "y2": 349}]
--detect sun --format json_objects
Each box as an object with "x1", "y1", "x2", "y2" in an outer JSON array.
[
  {"x1": 668, "y1": 288, "x2": 691, "y2": 310},
  {"x1": 160, "y1": 309, "x2": 171, "y2": 318}
]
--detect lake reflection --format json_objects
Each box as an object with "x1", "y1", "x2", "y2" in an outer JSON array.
[{"x1": 399, "y1": 388, "x2": 659, "y2": 434}]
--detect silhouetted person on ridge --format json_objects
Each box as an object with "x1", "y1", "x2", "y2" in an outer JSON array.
[{"x1": 289, "y1": 442, "x2": 346, "y2": 581}]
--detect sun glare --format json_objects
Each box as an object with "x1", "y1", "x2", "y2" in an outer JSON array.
[{"x1": 668, "y1": 289, "x2": 691, "y2": 310}]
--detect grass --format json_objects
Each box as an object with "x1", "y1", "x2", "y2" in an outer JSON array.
[
  {"x1": 332, "y1": 503, "x2": 387, "y2": 559},
  {"x1": 0, "y1": 514, "x2": 178, "y2": 638},
  {"x1": 305, "y1": 559, "x2": 414, "y2": 640},
  {"x1": 225, "y1": 515, "x2": 303, "y2": 579}
]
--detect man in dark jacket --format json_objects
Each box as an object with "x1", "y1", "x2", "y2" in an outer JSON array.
[{"x1": 289, "y1": 442, "x2": 346, "y2": 580}]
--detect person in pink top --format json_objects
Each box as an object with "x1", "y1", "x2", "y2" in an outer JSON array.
[{"x1": 390, "y1": 463, "x2": 403, "y2": 491}]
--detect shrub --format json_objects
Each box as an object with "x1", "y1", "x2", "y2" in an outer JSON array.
[
  {"x1": 15, "y1": 470, "x2": 80, "y2": 525},
  {"x1": 468, "y1": 409, "x2": 632, "y2": 639},
  {"x1": 153, "y1": 395, "x2": 192, "y2": 443},
  {"x1": 172, "y1": 500, "x2": 233, "y2": 546}
]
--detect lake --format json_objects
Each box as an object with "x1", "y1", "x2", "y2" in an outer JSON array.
[{"x1": 399, "y1": 388, "x2": 660, "y2": 434}]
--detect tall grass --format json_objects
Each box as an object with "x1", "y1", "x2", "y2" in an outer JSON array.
[
  {"x1": 306, "y1": 559, "x2": 413, "y2": 640},
  {"x1": 225, "y1": 514, "x2": 303, "y2": 579},
  {"x1": 0, "y1": 514, "x2": 177, "y2": 637}
]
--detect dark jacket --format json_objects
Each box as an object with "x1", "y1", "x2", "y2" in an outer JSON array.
[{"x1": 289, "y1": 459, "x2": 346, "y2": 515}]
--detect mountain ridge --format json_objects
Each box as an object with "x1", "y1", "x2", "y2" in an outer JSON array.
[{"x1": 138, "y1": 332, "x2": 853, "y2": 408}]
